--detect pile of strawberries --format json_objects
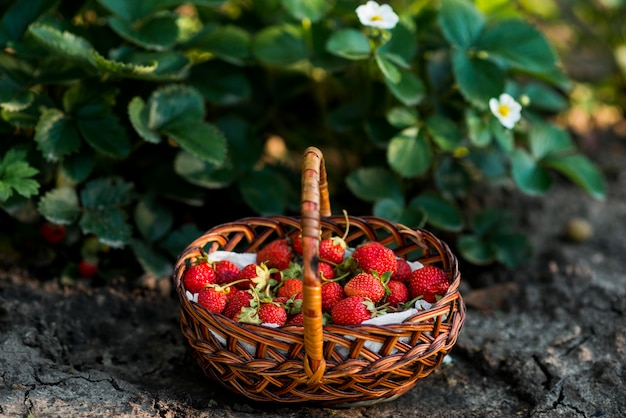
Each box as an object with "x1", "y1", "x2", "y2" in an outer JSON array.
[{"x1": 182, "y1": 234, "x2": 450, "y2": 327}]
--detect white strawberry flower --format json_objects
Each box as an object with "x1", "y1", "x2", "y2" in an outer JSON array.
[
  {"x1": 356, "y1": 1, "x2": 399, "y2": 30},
  {"x1": 489, "y1": 93, "x2": 522, "y2": 129}
]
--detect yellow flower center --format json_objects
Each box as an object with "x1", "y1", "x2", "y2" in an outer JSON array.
[
  {"x1": 498, "y1": 104, "x2": 510, "y2": 117},
  {"x1": 370, "y1": 14, "x2": 383, "y2": 22}
]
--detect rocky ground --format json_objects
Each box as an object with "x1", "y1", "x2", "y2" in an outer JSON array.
[{"x1": 1, "y1": 136, "x2": 625, "y2": 417}]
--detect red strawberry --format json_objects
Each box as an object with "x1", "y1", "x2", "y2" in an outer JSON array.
[
  {"x1": 318, "y1": 261, "x2": 335, "y2": 280},
  {"x1": 223, "y1": 289, "x2": 253, "y2": 320},
  {"x1": 197, "y1": 285, "x2": 231, "y2": 314},
  {"x1": 408, "y1": 265, "x2": 450, "y2": 303},
  {"x1": 344, "y1": 272, "x2": 386, "y2": 303},
  {"x1": 392, "y1": 258, "x2": 412, "y2": 283},
  {"x1": 256, "y1": 239, "x2": 294, "y2": 270},
  {"x1": 183, "y1": 261, "x2": 217, "y2": 293},
  {"x1": 287, "y1": 312, "x2": 304, "y2": 325},
  {"x1": 40, "y1": 222, "x2": 67, "y2": 244},
  {"x1": 258, "y1": 302, "x2": 287, "y2": 326},
  {"x1": 214, "y1": 260, "x2": 240, "y2": 285},
  {"x1": 321, "y1": 281, "x2": 345, "y2": 312},
  {"x1": 319, "y1": 237, "x2": 346, "y2": 265},
  {"x1": 351, "y1": 242, "x2": 397, "y2": 276},
  {"x1": 78, "y1": 259, "x2": 98, "y2": 278},
  {"x1": 291, "y1": 233, "x2": 303, "y2": 255},
  {"x1": 277, "y1": 278, "x2": 303, "y2": 298},
  {"x1": 331, "y1": 296, "x2": 376, "y2": 325},
  {"x1": 235, "y1": 263, "x2": 275, "y2": 290},
  {"x1": 386, "y1": 280, "x2": 409, "y2": 306}
]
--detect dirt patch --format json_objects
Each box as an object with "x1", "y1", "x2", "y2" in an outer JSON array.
[{"x1": 1, "y1": 135, "x2": 626, "y2": 417}]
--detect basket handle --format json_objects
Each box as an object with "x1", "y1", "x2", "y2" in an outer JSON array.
[{"x1": 300, "y1": 146, "x2": 330, "y2": 384}]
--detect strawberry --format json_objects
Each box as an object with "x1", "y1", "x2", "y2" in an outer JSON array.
[
  {"x1": 223, "y1": 289, "x2": 253, "y2": 320},
  {"x1": 331, "y1": 296, "x2": 376, "y2": 325},
  {"x1": 256, "y1": 238, "x2": 294, "y2": 270},
  {"x1": 183, "y1": 261, "x2": 217, "y2": 293},
  {"x1": 408, "y1": 265, "x2": 450, "y2": 303},
  {"x1": 318, "y1": 261, "x2": 335, "y2": 280},
  {"x1": 197, "y1": 285, "x2": 231, "y2": 314},
  {"x1": 351, "y1": 242, "x2": 397, "y2": 276},
  {"x1": 386, "y1": 280, "x2": 409, "y2": 306},
  {"x1": 235, "y1": 263, "x2": 276, "y2": 290},
  {"x1": 291, "y1": 233, "x2": 303, "y2": 255},
  {"x1": 277, "y1": 278, "x2": 303, "y2": 298},
  {"x1": 321, "y1": 281, "x2": 345, "y2": 312},
  {"x1": 344, "y1": 272, "x2": 386, "y2": 303},
  {"x1": 287, "y1": 312, "x2": 304, "y2": 325},
  {"x1": 78, "y1": 259, "x2": 98, "y2": 278},
  {"x1": 258, "y1": 302, "x2": 287, "y2": 326},
  {"x1": 40, "y1": 222, "x2": 66, "y2": 244},
  {"x1": 319, "y1": 237, "x2": 346, "y2": 265},
  {"x1": 392, "y1": 258, "x2": 412, "y2": 283},
  {"x1": 214, "y1": 260, "x2": 240, "y2": 285}
]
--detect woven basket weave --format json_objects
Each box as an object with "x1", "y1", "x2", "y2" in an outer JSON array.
[{"x1": 173, "y1": 146, "x2": 465, "y2": 407}]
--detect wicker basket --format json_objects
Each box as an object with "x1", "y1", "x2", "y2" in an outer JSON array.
[{"x1": 173, "y1": 146, "x2": 465, "y2": 407}]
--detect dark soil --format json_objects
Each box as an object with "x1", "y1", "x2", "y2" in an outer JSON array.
[{"x1": 1, "y1": 133, "x2": 626, "y2": 417}]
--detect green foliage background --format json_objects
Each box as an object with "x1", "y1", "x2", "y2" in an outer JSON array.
[{"x1": 0, "y1": 0, "x2": 610, "y2": 283}]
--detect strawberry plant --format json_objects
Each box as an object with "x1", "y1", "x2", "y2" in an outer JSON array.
[{"x1": 0, "y1": 0, "x2": 607, "y2": 284}]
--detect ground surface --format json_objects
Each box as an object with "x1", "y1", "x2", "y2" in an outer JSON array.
[{"x1": 1, "y1": 136, "x2": 625, "y2": 418}]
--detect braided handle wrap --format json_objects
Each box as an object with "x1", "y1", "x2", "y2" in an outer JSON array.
[{"x1": 300, "y1": 147, "x2": 330, "y2": 384}]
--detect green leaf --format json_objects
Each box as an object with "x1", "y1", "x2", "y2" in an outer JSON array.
[
  {"x1": 164, "y1": 120, "x2": 227, "y2": 165},
  {"x1": 37, "y1": 187, "x2": 80, "y2": 224},
  {"x1": 466, "y1": 109, "x2": 491, "y2": 147},
  {"x1": 108, "y1": 13, "x2": 179, "y2": 51},
  {"x1": 452, "y1": 49, "x2": 506, "y2": 107},
  {"x1": 146, "y1": 84, "x2": 205, "y2": 130},
  {"x1": 128, "y1": 97, "x2": 161, "y2": 144},
  {"x1": 130, "y1": 239, "x2": 174, "y2": 277},
  {"x1": 377, "y1": 22, "x2": 417, "y2": 67},
  {"x1": 426, "y1": 114, "x2": 463, "y2": 151},
  {"x1": 34, "y1": 108, "x2": 81, "y2": 161},
  {"x1": 80, "y1": 177, "x2": 134, "y2": 209},
  {"x1": 491, "y1": 231, "x2": 531, "y2": 268},
  {"x1": 375, "y1": 51, "x2": 400, "y2": 84},
  {"x1": 159, "y1": 223, "x2": 204, "y2": 258},
  {"x1": 184, "y1": 25, "x2": 251, "y2": 65},
  {"x1": 457, "y1": 234, "x2": 494, "y2": 265},
  {"x1": 434, "y1": 157, "x2": 472, "y2": 198},
  {"x1": 252, "y1": 24, "x2": 308, "y2": 66},
  {"x1": 76, "y1": 112, "x2": 130, "y2": 159},
  {"x1": 542, "y1": 154, "x2": 606, "y2": 200},
  {"x1": 97, "y1": 0, "x2": 165, "y2": 22},
  {"x1": 134, "y1": 198, "x2": 173, "y2": 242},
  {"x1": 528, "y1": 123, "x2": 574, "y2": 160},
  {"x1": 0, "y1": 78, "x2": 34, "y2": 111},
  {"x1": 239, "y1": 168, "x2": 290, "y2": 215},
  {"x1": 281, "y1": 0, "x2": 332, "y2": 22},
  {"x1": 80, "y1": 208, "x2": 132, "y2": 248},
  {"x1": 439, "y1": 0, "x2": 485, "y2": 48},
  {"x1": 386, "y1": 106, "x2": 418, "y2": 129},
  {"x1": 490, "y1": 116, "x2": 514, "y2": 153},
  {"x1": 387, "y1": 127, "x2": 432, "y2": 178},
  {"x1": 373, "y1": 198, "x2": 404, "y2": 222},
  {"x1": 0, "y1": 148, "x2": 39, "y2": 201},
  {"x1": 61, "y1": 151, "x2": 95, "y2": 183},
  {"x1": 523, "y1": 82, "x2": 568, "y2": 113},
  {"x1": 0, "y1": 0, "x2": 57, "y2": 43},
  {"x1": 325, "y1": 28, "x2": 371, "y2": 60},
  {"x1": 511, "y1": 148, "x2": 552, "y2": 195},
  {"x1": 477, "y1": 19, "x2": 558, "y2": 75},
  {"x1": 409, "y1": 191, "x2": 464, "y2": 232},
  {"x1": 189, "y1": 63, "x2": 251, "y2": 106},
  {"x1": 174, "y1": 151, "x2": 235, "y2": 189},
  {"x1": 465, "y1": 150, "x2": 507, "y2": 180},
  {"x1": 346, "y1": 167, "x2": 404, "y2": 203},
  {"x1": 385, "y1": 71, "x2": 425, "y2": 106}
]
